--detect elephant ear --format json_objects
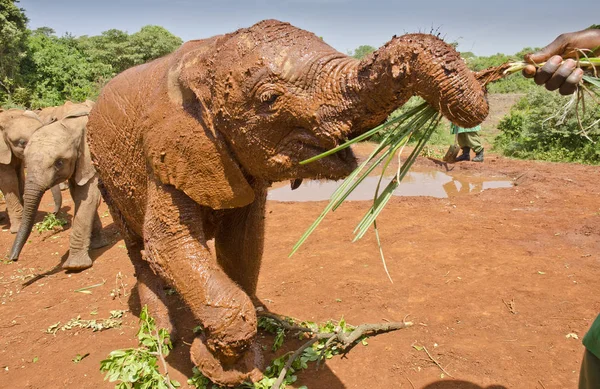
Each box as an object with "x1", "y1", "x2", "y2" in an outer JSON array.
[
  {"x1": 0, "y1": 112, "x2": 14, "y2": 164},
  {"x1": 0, "y1": 133, "x2": 11, "y2": 164},
  {"x1": 143, "y1": 49, "x2": 255, "y2": 209},
  {"x1": 61, "y1": 112, "x2": 96, "y2": 186},
  {"x1": 22, "y1": 110, "x2": 42, "y2": 122}
]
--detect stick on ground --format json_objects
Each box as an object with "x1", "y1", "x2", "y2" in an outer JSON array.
[{"x1": 270, "y1": 318, "x2": 413, "y2": 389}]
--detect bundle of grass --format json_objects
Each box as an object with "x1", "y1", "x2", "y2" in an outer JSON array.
[{"x1": 291, "y1": 56, "x2": 599, "y2": 282}]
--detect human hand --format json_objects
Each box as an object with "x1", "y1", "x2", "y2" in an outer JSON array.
[{"x1": 522, "y1": 28, "x2": 600, "y2": 95}]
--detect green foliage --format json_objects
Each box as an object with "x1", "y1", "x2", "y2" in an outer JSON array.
[
  {"x1": 0, "y1": 0, "x2": 29, "y2": 101},
  {"x1": 77, "y1": 25, "x2": 182, "y2": 75},
  {"x1": 494, "y1": 88, "x2": 600, "y2": 164},
  {"x1": 462, "y1": 47, "x2": 539, "y2": 94},
  {"x1": 0, "y1": 4, "x2": 183, "y2": 108},
  {"x1": 34, "y1": 212, "x2": 67, "y2": 232},
  {"x1": 349, "y1": 45, "x2": 376, "y2": 60},
  {"x1": 100, "y1": 306, "x2": 180, "y2": 389},
  {"x1": 20, "y1": 30, "x2": 113, "y2": 107},
  {"x1": 188, "y1": 316, "x2": 360, "y2": 389},
  {"x1": 588, "y1": 24, "x2": 600, "y2": 30}
]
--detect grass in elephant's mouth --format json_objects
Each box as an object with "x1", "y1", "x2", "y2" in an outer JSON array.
[{"x1": 290, "y1": 101, "x2": 441, "y2": 282}]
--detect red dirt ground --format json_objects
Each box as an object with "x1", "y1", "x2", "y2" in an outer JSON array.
[{"x1": 1, "y1": 143, "x2": 599, "y2": 389}]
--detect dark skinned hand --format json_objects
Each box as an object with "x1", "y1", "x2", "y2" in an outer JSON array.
[{"x1": 522, "y1": 28, "x2": 600, "y2": 95}]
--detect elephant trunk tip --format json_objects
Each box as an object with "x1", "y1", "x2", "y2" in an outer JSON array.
[{"x1": 9, "y1": 251, "x2": 20, "y2": 261}]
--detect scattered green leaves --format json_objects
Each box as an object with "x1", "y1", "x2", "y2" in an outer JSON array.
[
  {"x1": 34, "y1": 213, "x2": 67, "y2": 233},
  {"x1": 189, "y1": 315, "x2": 374, "y2": 389},
  {"x1": 46, "y1": 310, "x2": 125, "y2": 335},
  {"x1": 100, "y1": 306, "x2": 179, "y2": 389}
]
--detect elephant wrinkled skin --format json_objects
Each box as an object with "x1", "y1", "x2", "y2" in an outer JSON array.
[{"x1": 87, "y1": 20, "x2": 489, "y2": 386}]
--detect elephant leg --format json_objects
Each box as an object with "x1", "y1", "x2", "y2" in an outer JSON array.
[
  {"x1": 63, "y1": 175, "x2": 101, "y2": 271},
  {"x1": 97, "y1": 181, "x2": 176, "y2": 337},
  {"x1": 143, "y1": 178, "x2": 262, "y2": 386},
  {"x1": 50, "y1": 184, "x2": 62, "y2": 214},
  {"x1": 0, "y1": 163, "x2": 23, "y2": 233},
  {"x1": 214, "y1": 183, "x2": 267, "y2": 297},
  {"x1": 90, "y1": 211, "x2": 109, "y2": 249},
  {"x1": 125, "y1": 235, "x2": 178, "y2": 339}
]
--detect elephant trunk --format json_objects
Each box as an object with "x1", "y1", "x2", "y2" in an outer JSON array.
[
  {"x1": 9, "y1": 182, "x2": 45, "y2": 261},
  {"x1": 347, "y1": 33, "x2": 488, "y2": 134}
]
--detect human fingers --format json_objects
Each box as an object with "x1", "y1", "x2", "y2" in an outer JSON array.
[
  {"x1": 522, "y1": 64, "x2": 537, "y2": 78},
  {"x1": 545, "y1": 59, "x2": 578, "y2": 91},
  {"x1": 558, "y1": 68, "x2": 584, "y2": 95},
  {"x1": 533, "y1": 55, "x2": 563, "y2": 86}
]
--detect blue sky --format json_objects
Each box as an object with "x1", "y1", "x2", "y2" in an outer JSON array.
[{"x1": 19, "y1": 0, "x2": 598, "y2": 57}]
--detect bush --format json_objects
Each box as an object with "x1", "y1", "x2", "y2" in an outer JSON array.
[
  {"x1": 493, "y1": 88, "x2": 600, "y2": 164},
  {"x1": 463, "y1": 47, "x2": 539, "y2": 94}
]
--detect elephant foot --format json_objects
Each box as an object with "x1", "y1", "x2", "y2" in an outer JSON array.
[
  {"x1": 137, "y1": 279, "x2": 178, "y2": 343},
  {"x1": 190, "y1": 335, "x2": 264, "y2": 387},
  {"x1": 9, "y1": 221, "x2": 20, "y2": 234},
  {"x1": 63, "y1": 250, "x2": 93, "y2": 271},
  {"x1": 90, "y1": 233, "x2": 110, "y2": 250}
]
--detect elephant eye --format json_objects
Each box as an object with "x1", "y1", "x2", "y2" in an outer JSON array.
[
  {"x1": 54, "y1": 159, "x2": 64, "y2": 169},
  {"x1": 18, "y1": 139, "x2": 26, "y2": 147},
  {"x1": 259, "y1": 91, "x2": 280, "y2": 105}
]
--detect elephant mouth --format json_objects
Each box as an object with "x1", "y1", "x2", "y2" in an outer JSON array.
[{"x1": 283, "y1": 127, "x2": 354, "y2": 165}]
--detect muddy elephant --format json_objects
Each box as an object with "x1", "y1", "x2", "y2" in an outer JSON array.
[
  {"x1": 87, "y1": 20, "x2": 489, "y2": 386},
  {"x1": 9, "y1": 110, "x2": 108, "y2": 270},
  {"x1": 0, "y1": 109, "x2": 63, "y2": 233}
]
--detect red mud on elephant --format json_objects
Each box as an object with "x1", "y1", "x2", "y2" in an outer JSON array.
[{"x1": 86, "y1": 19, "x2": 489, "y2": 386}]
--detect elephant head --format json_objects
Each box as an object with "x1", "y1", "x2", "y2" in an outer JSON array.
[
  {"x1": 9, "y1": 111, "x2": 96, "y2": 261},
  {"x1": 0, "y1": 109, "x2": 44, "y2": 162},
  {"x1": 168, "y1": 22, "x2": 486, "y2": 190}
]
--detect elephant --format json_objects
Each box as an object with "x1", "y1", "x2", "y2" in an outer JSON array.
[
  {"x1": 36, "y1": 100, "x2": 95, "y2": 124},
  {"x1": 0, "y1": 109, "x2": 63, "y2": 233},
  {"x1": 9, "y1": 109, "x2": 108, "y2": 271},
  {"x1": 87, "y1": 20, "x2": 489, "y2": 386}
]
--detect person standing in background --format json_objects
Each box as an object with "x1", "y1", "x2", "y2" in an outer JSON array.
[{"x1": 451, "y1": 123, "x2": 484, "y2": 162}]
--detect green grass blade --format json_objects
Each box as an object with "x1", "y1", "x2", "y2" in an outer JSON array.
[
  {"x1": 583, "y1": 75, "x2": 600, "y2": 91},
  {"x1": 353, "y1": 113, "x2": 440, "y2": 239},
  {"x1": 299, "y1": 102, "x2": 429, "y2": 165}
]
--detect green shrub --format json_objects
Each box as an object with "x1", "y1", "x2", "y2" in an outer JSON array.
[{"x1": 493, "y1": 88, "x2": 600, "y2": 164}]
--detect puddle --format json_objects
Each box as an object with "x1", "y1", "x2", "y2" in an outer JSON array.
[{"x1": 268, "y1": 170, "x2": 513, "y2": 202}]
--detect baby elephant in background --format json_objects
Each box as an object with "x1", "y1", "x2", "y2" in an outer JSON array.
[
  {"x1": 0, "y1": 109, "x2": 63, "y2": 232},
  {"x1": 9, "y1": 109, "x2": 108, "y2": 271}
]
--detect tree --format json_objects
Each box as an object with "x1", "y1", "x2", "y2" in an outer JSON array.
[
  {"x1": 77, "y1": 29, "x2": 132, "y2": 74},
  {"x1": 0, "y1": 0, "x2": 28, "y2": 99},
  {"x1": 350, "y1": 45, "x2": 376, "y2": 60},
  {"x1": 76, "y1": 25, "x2": 183, "y2": 75},
  {"x1": 125, "y1": 25, "x2": 183, "y2": 67},
  {"x1": 20, "y1": 29, "x2": 112, "y2": 107}
]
